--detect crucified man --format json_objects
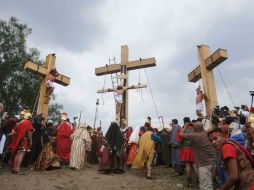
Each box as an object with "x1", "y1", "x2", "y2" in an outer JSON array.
[
  {"x1": 104, "y1": 85, "x2": 135, "y2": 119},
  {"x1": 196, "y1": 85, "x2": 204, "y2": 118},
  {"x1": 114, "y1": 85, "x2": 135, "y2": 115},
  {"x1": 45, "y1": 69, "x2": 59, "y2": 104}
]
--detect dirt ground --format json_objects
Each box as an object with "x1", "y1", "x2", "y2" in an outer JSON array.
[{"x1": 0, "y1": 164, "x2": 198, "y2": 190}]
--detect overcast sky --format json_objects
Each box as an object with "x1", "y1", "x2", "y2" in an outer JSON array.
[{"x1": 1, "y1": 0, "x2": 254, "y2": 130}]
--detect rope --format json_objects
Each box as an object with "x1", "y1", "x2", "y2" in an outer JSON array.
[
  {"x1": 143, "y1": 68, "x2": 161, "y2": 127},
  {"x1": 32, "y1": 86, "x2": 40, "y2": 115},
  {"x1": 100, "y1": 63, "x2": 110, "y2": 106},
  {"x1": 138, "y1": 58, "x2": 144, "y2": 101},
  {"x1": 101, "y1": 73, "x2": 106, "y2": 105},
  {"x1": 216, "y1": 66, "x2": 236, "y2": 107}
]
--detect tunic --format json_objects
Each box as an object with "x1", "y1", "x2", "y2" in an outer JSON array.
[
  {"x1": 70, "y1": 128, "x2": 91, "y2": 169},
  {"x1": 56, "y1": 122, "x2": 73, "y2": 163}
]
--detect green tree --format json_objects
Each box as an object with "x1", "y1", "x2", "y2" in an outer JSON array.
[
  {"x1": 0, "y1": 17, "x2": 42, "y2": 115},
  {"x1": 0, "y1": 17, "x2": 64, "y2": 120},
  {"x1": 48, "y1": 95, "x2": 63, "y2": 125}
]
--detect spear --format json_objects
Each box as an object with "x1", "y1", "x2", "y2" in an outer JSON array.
[
  {"x1": 93, "y1": 99, "x2": 99, "y2": 129},
  {"x1": 78, "y1": 111, "x2": 82, "y2": 128},
  {"x1": 158, "y1": 116, "x2": 165, "y2": 129}
]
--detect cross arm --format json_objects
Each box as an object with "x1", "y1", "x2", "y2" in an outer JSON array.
[
  {"x1": 55, "y1": 74, "x2": 71, "y2": 86},
  {"x1": 127, "y1": 58, "x2": 156, "y2": 71},
  {"x1": 125, "y1": 83, "x2": 147, "y2": 90},
  {"x1": 95, "y1": 58, "x2": 156, "y2": 76},
  {"x1": 95, "y1": 64, "x2": 120, "y2": 76},
  {"x1": 188, "y1": 49, "x2": 228, "y2": 83},
  {"x1": 188, "y1": 66, "x2": 201, "y2": 82},
  {"x1": 24, "y1": 61, "x2": 47, "y2": 76},
  {"x1": 204, "y1": 49, "x2": 228, "y2": 70},
  {"x1": 97, "y1": 87, "x2": 116, "y2": 93},
  {"x1": 97, "y1": 84, "x2": 147, "y2": 93}
]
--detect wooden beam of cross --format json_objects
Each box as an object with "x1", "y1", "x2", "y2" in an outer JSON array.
[
  {"x1": 95, "y1": 45, "x2": 156, "y2": 128},
  {"x1": 97, "y1": 84, "x2": 147, "y2": 93},
  {"x1": 95, "y1": 57, "x2": 156, "y2": 76},
  {"x1": 188, "y1": 45, "x2": 228, "y2": 116},
  {"x1": 24, "y1": 54, "x2": 70, "y2": 121}
]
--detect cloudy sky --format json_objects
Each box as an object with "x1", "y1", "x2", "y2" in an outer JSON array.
[{"x1": 1, "y1": 0, "x2": 254, "y2": 130}]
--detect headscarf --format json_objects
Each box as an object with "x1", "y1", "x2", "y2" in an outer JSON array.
[
  {"x1": 103, "y1": 122, "x2": 126, "y2": 156},
  {"x1": 24, "y1": 112, "x2": 32, "y2": 119},
  {"x1": 79, "y1": 123, "x2": 86, "y2": 128},
  {"x1": 61, "y1": 112, "x2": 67, "y2": 121},
  {"x1": 128, "y1": 127, "x2": 140, "y2": 144}
]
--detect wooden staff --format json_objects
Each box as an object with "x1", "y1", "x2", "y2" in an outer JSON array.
[
  {"x1": 158, "y1": 116, "x2": 165, "y2": 129},
  {"x1": 78, "y1": 111, "x2": 82, "y2": 128},
  {"x1": 93, "y1": 99, "x2": 99, "y2": 130}
]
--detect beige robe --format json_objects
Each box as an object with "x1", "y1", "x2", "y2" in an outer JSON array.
[{"x1": 69, "y1": 128, "x2": 91, "y2": 169}]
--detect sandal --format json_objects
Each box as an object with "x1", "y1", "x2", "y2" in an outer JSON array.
[
  {"x1": 170, "y1": 173, "x2": 181, "y2": 177},
  {"x1": 146, "y1": 176, "x2": 156, "y2": 180},
  {"x1": 17, "y1": 172, "x2": 26, "y2": 175},
  {"x1": 11, "y1": 170, "x2": 18, "y2": 174}
]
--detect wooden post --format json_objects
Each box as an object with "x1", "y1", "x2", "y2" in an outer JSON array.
[
  {"x1": 95, "y1": 45, "x2": 156, "y2": 128},
  {"x1": 188, "y1": 45, "x2": 228, "y2": 116},
  {"x1": 121, "y1": 45, "x2": 129, "y2": 127},
  {"x1": 24, "y1": 54, "x2": 70, "y2": 121}
]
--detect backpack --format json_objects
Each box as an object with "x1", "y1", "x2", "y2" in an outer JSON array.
[{"x1": 224, "y1": 139, "x2": 254, "y2": 169}]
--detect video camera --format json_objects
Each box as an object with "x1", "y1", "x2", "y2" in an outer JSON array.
[{"x1": 212, "y1": 105, "x2": 229, "y2": 118}]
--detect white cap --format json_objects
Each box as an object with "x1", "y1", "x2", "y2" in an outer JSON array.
[{"x1": 47, "y1": 120, "x2": 53, "y2": 124}]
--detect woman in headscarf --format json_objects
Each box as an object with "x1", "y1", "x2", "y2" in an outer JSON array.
[
  {"x1": 98, "y1": 122, "x2": 126, "y2": 173},
  {"x1": 69, "y1": 123, "x2": 91, "y2": 171},
  {"x1": 126, "y1": 126, "x2": 140, "y2": 166}
]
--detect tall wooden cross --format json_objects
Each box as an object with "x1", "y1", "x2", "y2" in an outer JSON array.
[
  {"x1": 24, "y1": 54, "x2": 70, "y2": 121},
  {"x1": 188, "y1": 44, "x2": 228, "y2": 116},
  {"x1": 95, "y1": 45, "x2": 156, "y2": 128}
]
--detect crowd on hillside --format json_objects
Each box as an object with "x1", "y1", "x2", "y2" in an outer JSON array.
[{"x1": 1, "y1": 97, "x2": 254, "y2": 190}]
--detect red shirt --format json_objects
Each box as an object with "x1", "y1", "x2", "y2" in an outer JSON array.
[
  {"x1": 221, "y1": 144, "x2": 237, "y2": 159},
  {"x1": 221, "y1": 144, "x2": 254, "y2": 190}
]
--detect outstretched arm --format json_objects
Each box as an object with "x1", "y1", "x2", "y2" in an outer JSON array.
[
  {"x1": 106, "y1": 87, "x2": 117, "y2": 92},
  {"x1": 97, "y1": 87, "x2": 117, "y2": 93},
  {"x1": 124, "y1": 84, "x2": 147, "y2": 91},
  {"x1": 124, "y1": 85, "x2": 135, "y2": 91}
]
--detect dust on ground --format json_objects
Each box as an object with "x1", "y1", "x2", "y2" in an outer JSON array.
[{"x1": 0, "y1": 164, "x2": 198, "y2": 190}]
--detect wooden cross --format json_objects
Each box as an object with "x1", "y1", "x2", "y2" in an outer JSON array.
[
  {"x1": 188, "y1": 45, "x2": 228, "y2": 116},
  {"x1": 24, "y1": 54, "x2": 70, "y2": 121},
  {"x1": 95, "y1": 45, "x2": 156, "y2": 128}
]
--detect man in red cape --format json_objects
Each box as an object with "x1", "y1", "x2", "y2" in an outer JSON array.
[
  {"x1": 56, "y1": 112, "x2": 74, "y2": 164},
  {"x1": 11, "y1": 112, "x2": 34, "y2": 174}
]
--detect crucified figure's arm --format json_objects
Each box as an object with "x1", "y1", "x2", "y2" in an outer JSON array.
[
  {"x1": 123, "y1": 85, "x2": 135, "y2": 91},
  {"x1": 105, "y1": 87, "x2": 117, "y2": 92}
]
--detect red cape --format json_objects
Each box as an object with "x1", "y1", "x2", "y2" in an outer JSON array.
[
  {"x1": 56, "y1": 122, "x2": 73, "y2": 162},
  {"x1": 11, "y1": 119, "x2": 34, "y2": 157}
]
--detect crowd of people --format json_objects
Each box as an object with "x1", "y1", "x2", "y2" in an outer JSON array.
[
  {"x1": 0, "y1": 108, "x2": 101, "y2": 173},
  {"x1": 1, "y1": 98, "x2": 254, "y2": 190}
]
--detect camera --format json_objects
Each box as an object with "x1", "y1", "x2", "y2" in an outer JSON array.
[
  {"x1": 213, "y1": 105, "x2": 221, "y2": 117},
  {"x1": 212, "y1": 105, "x2": 229, "y2": 118}
]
